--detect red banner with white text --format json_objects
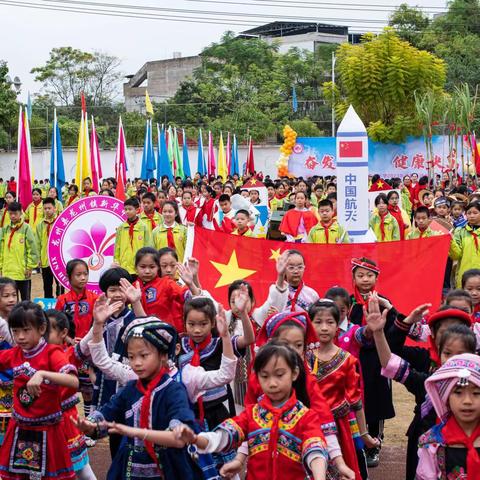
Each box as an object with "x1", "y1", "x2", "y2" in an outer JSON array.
[{"x1": 191, "y1": 227, "x2": 452, "y2": 315}]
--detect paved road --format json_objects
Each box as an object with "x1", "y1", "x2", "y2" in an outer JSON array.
[{"x1": 90, "y1": 443, "x2": 406, "y2": 480}]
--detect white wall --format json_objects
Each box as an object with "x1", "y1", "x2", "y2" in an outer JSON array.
[{"x1": 0, "y1": 145, "x2": 282, "y2": 182}]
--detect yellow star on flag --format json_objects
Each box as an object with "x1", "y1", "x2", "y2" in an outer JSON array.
[
  {"x1": 377, "y1": 180, "x2": 384, "y2": 188},
  {"x1": 250, "y1": 179, "x2": 257, "y2": 185},
  {"x1": 269, "y1": 248, "x2": 282, "y2": 261},
  {"x1": 211, "y1": 250, "x2": 257, "y2": 288}
]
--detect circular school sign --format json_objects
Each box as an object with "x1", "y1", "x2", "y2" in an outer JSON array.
[{"x1": 48, "y1": 196, "x2": 126, "y2": 294}]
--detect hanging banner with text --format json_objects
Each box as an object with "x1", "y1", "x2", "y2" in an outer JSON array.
[{"x1": 289, "y1": 135, "x2": 461, "y2": 178}]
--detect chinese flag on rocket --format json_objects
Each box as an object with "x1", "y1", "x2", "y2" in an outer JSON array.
[
  {"x1": 339, "y1": 140, "x2": 363, "y2": 157},
  {"x1": 191, "y1": 227, "x2": 451, "y2": 314}
]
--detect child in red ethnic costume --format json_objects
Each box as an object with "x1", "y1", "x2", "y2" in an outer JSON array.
[
  {"x1": 179, "y1": 342, "x2": 329, "y2": 480},
  {"x1": 307, "y1": 300, "x2": 380, "y2": 480},
  {"x1": 55, "y1": 259, "x2": 98, "y2": 419},
  {"x1": 244, "y1": 310, "x2": 356, "y2": 480},
  {"x1": 0, "y1": 302, "x2": 79, "y2": 480},
  {"x1": 47, "y1": 310, "x2": 96, "y2": 479}
]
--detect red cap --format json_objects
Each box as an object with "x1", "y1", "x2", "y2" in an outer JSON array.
[{"x1": 427, "y1": 308, "x2": 472, "y2": 328}]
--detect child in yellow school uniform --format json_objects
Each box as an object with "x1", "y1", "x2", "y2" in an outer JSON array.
[{"x1": 114, "y1": 197, "x2": 152, "y2": 275}]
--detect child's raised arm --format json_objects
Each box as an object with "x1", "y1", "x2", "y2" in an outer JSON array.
[
  {"x1": 177, "y1": 262, "x2": 201, "y2": 296},
  {"x1": 107, "y1": 422, "x2": 186, "y2": 448},
  {"x1": 119, "y1": 278, "x2": 146, "y2": 317},
  {"x1": 182, "y1": 304, "x2": 238, "y2": 402},
  {"x1": 366, "y1": 293, "x2": 391, "y2": 369},
  {"x1": 233, "y1": 284, "x2": 255, "y2": 349}
]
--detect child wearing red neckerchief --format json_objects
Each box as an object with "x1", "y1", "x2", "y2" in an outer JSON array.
[
  {"x1": 131, "y1": 247, "x2": 200, "y2": 334},
  {"x1": 55, "y1": 259, "x2": 98, "y2": 421},
  {"x1": 178, "y1": 191, "x2": 200, "y2": 226},
  {"x1": 348, "y1": 257, "x2": 398, "y2": 469},
  {"x1": 179, "y1": 296, "x2": 255, "y2": 470},
  {"x1": 178, "y1": 342, "x2": 329, "y2": 480},
  {"x1": 114, "y1": 197, "x2": 152, "y2": 275},
  {"x1": 418, "y1": 353, "x2": 480, "y2": 479}
]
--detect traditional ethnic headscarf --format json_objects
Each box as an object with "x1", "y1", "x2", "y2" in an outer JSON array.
[
  {"x1": 425, "y1": 353, "x2": 480, "y2": 420},
  {"x1": 256, "y1": 310, "x2": 319, "y2": 350},
  {"x1": 121, "y1": 317, "x2": 178, "y2": 467},
  {"x1": 122, "y1": 316, "x2": 178, "y2": 361},
  {"x1": 426, "y1": 309, "x2": 472, "y2": 366},
  {"x1": 351, "y1": 258, "x2": 380, "y2": 324},
  {"x1": 424, "y1": 354, "x2": 480, "y2": 475}
]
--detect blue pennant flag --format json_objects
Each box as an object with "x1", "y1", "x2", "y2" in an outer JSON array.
[
  {"x1": 231, "y1": 134, "x2": 239, "y2": 175},
  {"x1": 197, "y1": 128, "x2": 206, "y2": 175},
  {"x1": 157, "y1": 124, "x2": 173, "y2": 182},
  {"x1": 182, "y1": 129, "x2": 192, "y2": 179},
  {"x1": 49, "y1": 109, "x2": 66, "y2": 193},
  {"x1": 292, "y1": 86, "x2": 298, "y2": 113},
  {"x1": 141, "y1": 119, "x2": 156, "y2": 179}
]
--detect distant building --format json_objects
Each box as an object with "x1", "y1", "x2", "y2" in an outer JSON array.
[
  {"x1": 123, "y1": 53, "x2": 201, "y2": 112},
  {"x1": 240, "y1": 22, "x2": 361, "y2": 53},
  {"x1": 124, "y1": 22, "x2": 361, "y2": 111}
]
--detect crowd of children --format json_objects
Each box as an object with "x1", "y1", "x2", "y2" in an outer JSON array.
[{"x1": 0, "y1": 170, "x2": 477, "y2": 479}]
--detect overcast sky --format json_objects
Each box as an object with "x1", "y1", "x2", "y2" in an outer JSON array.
[{"x1": 0, "y1": 0, "x2": 445, "y2": 102}]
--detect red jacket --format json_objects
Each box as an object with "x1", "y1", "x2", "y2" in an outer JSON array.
[
  {"x1": 55, "y1": 289, "x2": 98, "y2": 338},
  {"x1": 134, "y1": 276, "x2": 188, "y2": 333}
]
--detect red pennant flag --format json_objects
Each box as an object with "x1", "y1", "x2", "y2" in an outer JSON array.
[
  {"x1": 191, "y1": 227, "x2": 451, "y2": 314},
  {"x1": 80, "y1": 91, "x2": 86, "y2": 114},
  {"x1": 339, "y1": 140, "x2": 363, "y2": 158},
  {"x1": 245, "y1": 136, "x2": 255, "y2": 174}
]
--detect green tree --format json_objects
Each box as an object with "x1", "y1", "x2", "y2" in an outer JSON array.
[
  {"x1": 419, "y1": 0, "x2": 480, "y2": 90},
  {"x1": 389, "y1": 3, "x2": 430, "y2": 48},
  {"x1": 163, "y1": 32, "x2": 331, "y2": 141},
  {"x1": 323, "y1": 29, "x2": 446, "y2": 143},
  {"x1": 0, "y1": 61, "x2": 19, "y2": 150},
  {"x1": 31, "y1": 47, "x2": 122, "y2": 106}
]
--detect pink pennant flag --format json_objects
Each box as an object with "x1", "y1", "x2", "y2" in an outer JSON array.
[
  {"x1": 115, "y1": 117, "x2": 127, "y2": 201},
  {"x1": 90, "y1": 116, "x2": 102, "y2": 192},
  {"x1": 226, "y1": 132, "x2": 231, "y2": 175},
  {"x1": 17, "y1": 107, "x2": 32, "y2": 209},
  {"x1": 208, "y1": 130, "x2": 216, "y2": 176},
  {"x1": 245, "y1": 136, "x2": 255, "y2": 174}
]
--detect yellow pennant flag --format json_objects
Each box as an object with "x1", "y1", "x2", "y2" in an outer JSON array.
[
  {"x1": 217, "y1": 132, "x2": 227, "y2": 181},
  {"x1": 145, "y1": 90, "x2": 154, "y2": 116},
  {"x1": 75, "y1": 111, "x2": 92, "y2": 188}
]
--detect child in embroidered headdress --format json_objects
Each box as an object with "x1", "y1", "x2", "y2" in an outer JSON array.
[
  {"x1": 177, "y1": 341, "x2": 330, "y2": 480},
  {"x1": 370, "y1": 298, "x2": 475, "y2": 480},
  {"x1": 417, "y1": 353, "x2": 480, "y2": 479},
  {"x1": 75, "y1": 317, "x2": 204, "y2": 480},
  {"x1": 348, "y1": 257, "x2": 398, "y2": 468}
]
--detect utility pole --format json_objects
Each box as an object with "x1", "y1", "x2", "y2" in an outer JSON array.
[{"x1": 331, "y1": 51, "x2": 336, "y2": 137}]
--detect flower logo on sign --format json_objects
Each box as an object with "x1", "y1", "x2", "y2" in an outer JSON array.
[
  {"x1": 293, "y1": 143, "x2": 303, "y2": 154},
  {"x1": 68, "y1": 223, "x2": 116, "y2": 271}
]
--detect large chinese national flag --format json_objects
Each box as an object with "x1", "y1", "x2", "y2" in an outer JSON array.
[{"x1": 191, "y1": 227, "x2": 451, "y2": 314}]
